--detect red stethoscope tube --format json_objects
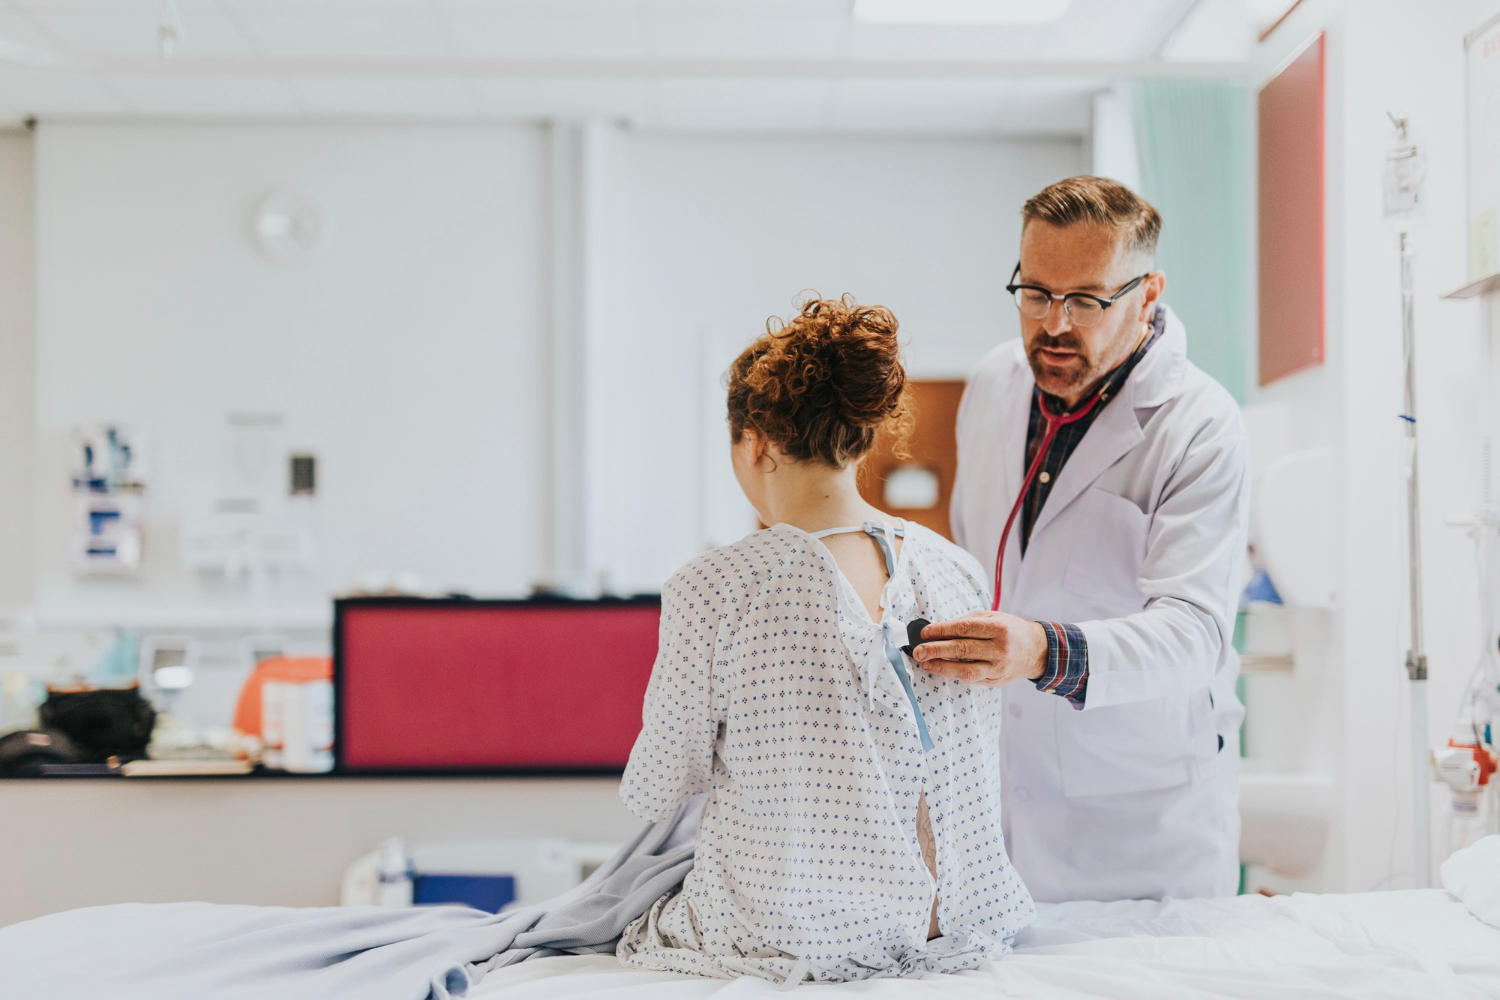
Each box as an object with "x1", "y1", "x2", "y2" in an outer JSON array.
[{"x1": 990, "y1": 390, "x2": 1104, "y2": 612}]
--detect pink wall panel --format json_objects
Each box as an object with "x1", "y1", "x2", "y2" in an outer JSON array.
[
  {"x1": 1258, "y1": 33, "x2": 1326, "y2": 386},
  {"x1": 338, "y1": 600, "x2": 659, "y2": 772}
]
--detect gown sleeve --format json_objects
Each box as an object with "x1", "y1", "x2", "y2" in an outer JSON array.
[{"x1": 618, "y1": 567, "x2": 723, "y2": 821}]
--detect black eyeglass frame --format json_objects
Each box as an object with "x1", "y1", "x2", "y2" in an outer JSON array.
[{"x1": 1005, "y1": 263, "x2": 1152, "y2": 324}]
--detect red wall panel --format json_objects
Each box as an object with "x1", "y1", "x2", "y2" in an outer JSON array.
[
  {"x1": 1258, "y1": 33, "x2": 1326, "y2": 386},
  {"x1": 337, "y1": 599, "x2": 659, "y2": 772}
]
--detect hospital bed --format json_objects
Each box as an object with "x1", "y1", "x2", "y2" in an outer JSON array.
[
  {"x1": 473, "y1": 886, "x2": 1500, "y2": 999},
  {"x1": 4, "y1": 839, "x2": 1498, "y2": 999}
]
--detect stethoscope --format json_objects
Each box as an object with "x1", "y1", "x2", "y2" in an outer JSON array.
[{"x1": 989, "y1": 329, "x2": 1149, "y2": 613}]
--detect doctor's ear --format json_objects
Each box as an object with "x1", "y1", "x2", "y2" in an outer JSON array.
[{"x1": 1139, "y1": 270, "x2": 1166, "y2": 322}]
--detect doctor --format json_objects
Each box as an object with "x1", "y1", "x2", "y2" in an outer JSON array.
[{"x1": 913, "y1": 176, "x2": 1248, "y2": 903}]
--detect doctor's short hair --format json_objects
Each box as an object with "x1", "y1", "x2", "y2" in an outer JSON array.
[
  {"x1": 1022, "y1": 176, "x2": 1161, "y2": 262},
  {"x1": 727, "y1": 294, "x2": 911, "y2": 468}
]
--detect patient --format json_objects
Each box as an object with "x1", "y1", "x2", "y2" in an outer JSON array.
[{"x1": 616, "y1": 296, "x2": 1035, "y2": 984}]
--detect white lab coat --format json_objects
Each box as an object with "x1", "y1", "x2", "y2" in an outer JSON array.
[{"x1": 951, "y1": 306, "x2": 1248, "y2": 904}]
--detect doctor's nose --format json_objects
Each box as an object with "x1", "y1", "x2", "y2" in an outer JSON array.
[{"x1": 1040, "y1": 299, "x2": 1076, "y2": 337}]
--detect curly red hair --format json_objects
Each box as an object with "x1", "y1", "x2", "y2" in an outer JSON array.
[{"x1": 727, "y1": 295, "x2": 911, "y2": 468}]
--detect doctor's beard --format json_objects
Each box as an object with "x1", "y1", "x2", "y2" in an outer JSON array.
[
  {"x1": 1025, "y1": 332, "x2": 1096, "y2": 400},
  {"x1": 1026, "y1": 322, "x2": 1140, "y2": 404}
]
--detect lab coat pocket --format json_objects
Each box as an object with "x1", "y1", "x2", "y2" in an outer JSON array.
[
  {"x1": 1056, "y1": 695, "x2": 1196, "y2": 798},
  {"x1": 1061, "y1": 488, "x2": 1148, "y2": 614}
]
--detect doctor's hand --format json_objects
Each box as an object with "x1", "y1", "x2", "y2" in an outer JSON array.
[{"x1": 910, "y1": 612, "x2": 1049, "y2": 687}]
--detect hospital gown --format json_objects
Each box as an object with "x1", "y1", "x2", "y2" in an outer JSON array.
[{"x1": 616, "y1": 521, "x2": 1036, "y2": 984}]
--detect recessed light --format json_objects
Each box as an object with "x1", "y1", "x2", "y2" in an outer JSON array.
[{"x1": 853, "y1": 0, "x2": 1074, "y2": 25}]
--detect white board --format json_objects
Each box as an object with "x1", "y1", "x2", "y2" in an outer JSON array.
[{"x1": 1467, "y1": 13, "x2": 1500, "y2": 282}]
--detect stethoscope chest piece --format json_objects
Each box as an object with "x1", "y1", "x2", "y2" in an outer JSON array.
[{"x1": 900, "y1": 617, "x2": 932, "y2": 657}]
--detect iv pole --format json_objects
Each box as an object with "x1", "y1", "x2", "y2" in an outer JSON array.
[
  {"x1": 1400, "y1": 227, "x2": 1432, "y2": 887},
  {"x1": 1389, "y1": 113, "x2": 1431, "y2": 887}
]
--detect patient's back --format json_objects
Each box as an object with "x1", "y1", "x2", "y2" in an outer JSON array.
[{"x1": 618, "y1": 520, "x2": 1034, "y2": 982}]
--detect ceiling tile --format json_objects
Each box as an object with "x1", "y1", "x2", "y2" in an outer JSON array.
[
  {"x1": 102, "y1": 74, "x2": 299, "y2": 113},
  {"x1": 1032, "y1": 0, "x2": 1186, "y2": 61},
  {"x1": 225, "y1": 1, "x2": 435, "y2": 12},
  {"x1": 0, "y1": 0, "x2": 1203, "y2": 131},
  {"x1": 0, "y1": 6, "x2": 58, "y2": 52},
  {"x1": 644, "y1": 0, "x2": 851, "y2": 15},
  {"x1": 641, "y1": 12, "x2": 847, "y2": 60},
  {"x1": 842, "y1": 0, "x2": 1186, "y2": 62},
  {"x1": 228, "y1": 7, "x2": 450, "y2": 57},
  {"x1": 19, "y1": 5, "x2": 261, "y2": 58},
  {"x1": 11, "y1": 0, "x2": 170, "y2": 12},
  {"x1": 433, "y1": 7, "x2": 646, "y2": 59},
  {"x1": 290, "y1": 76, "x2": 481, "y2": 115},
  {"x1": 844, "y1": 24, "x2": 1055, "y2": 60},
  {"x1": 1160, "y1": 0, "x2": 1251, "y2": 62}
]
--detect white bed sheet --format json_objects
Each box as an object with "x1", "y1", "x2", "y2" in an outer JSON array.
[{"x1": 470, "y1": 889, "x2": 1500, "y2": 999}]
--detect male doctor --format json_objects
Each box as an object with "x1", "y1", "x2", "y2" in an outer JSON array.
[{"x1": 913, "y1": 176, "x2": 1249, "y2": 903}]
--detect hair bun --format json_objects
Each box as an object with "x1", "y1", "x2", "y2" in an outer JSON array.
[{"x1": 726, "y1": 294, "x2": 910, "y2": 467}]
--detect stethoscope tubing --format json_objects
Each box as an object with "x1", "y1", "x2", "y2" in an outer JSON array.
[{"x1": 989, "y1": 391, "x2": 1103, "y2": 613}]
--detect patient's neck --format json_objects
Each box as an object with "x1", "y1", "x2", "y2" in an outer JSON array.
[{"x1": 765, "y1": 459, "x2": 887, "y2": 535}]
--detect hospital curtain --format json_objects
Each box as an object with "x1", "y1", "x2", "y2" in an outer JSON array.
[{"x1": 1132, "y1": 81, "x2": 1253, "y2": 402}]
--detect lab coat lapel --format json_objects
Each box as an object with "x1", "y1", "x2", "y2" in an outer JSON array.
[
  {"x1": 997, "y1": 357, "x2": 1033, "y2": 508},
  {"x1": 1024, "y1": 310, "x2": 1187, "y2": 542},
  {"x1": 995, "y1": 356, "x2": 1034, "y2": 604},
  {"x1": 1025, "y1": 389, "x2": 1144, "y2": 542}
]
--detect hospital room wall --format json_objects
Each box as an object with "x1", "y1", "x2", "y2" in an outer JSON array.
[
  {"x1": 0, "y1": 126, "x2": 1083, "y2": 922},
  {"x1": 0, "y1": 131, "x2": 34, "y2": 616},
  {"x1": 589, "y1": 134, "x2": 1085, "y2": 594},
  {"x1": 5, "y1": 124, "x2": 1083, "y2": 622},
  {"x1": 25, "y1": 122, "x2": 549, "y2": 629},
  {"x1": 1251, "y1": 0, "x2": 1500, "y2": 892}
]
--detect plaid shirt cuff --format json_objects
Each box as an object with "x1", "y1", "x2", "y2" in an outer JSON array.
[{"x1": 1035, "y1": 621, "x2": 1088, "y2": 709}]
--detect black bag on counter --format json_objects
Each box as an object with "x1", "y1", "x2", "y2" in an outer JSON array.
[
  {"x1": 39, "y1": 684, "x2": 156, "y2": 761},
  {"x1": 0, "y1": 729, "x2": 88, "y2": 774}
]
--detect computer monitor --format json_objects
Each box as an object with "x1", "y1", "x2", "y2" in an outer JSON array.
[{"x1": 334, "y1": 596, "x2": 660, "y2": 775}]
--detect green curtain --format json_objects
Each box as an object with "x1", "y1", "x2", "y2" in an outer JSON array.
[{"x1": 1132, "y1": 81, "x2": 1253, "y2": 402}]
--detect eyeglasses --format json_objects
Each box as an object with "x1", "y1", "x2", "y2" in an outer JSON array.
[{"x1": 1005, "y1": 263, "x2": 1150, "y2": 328}]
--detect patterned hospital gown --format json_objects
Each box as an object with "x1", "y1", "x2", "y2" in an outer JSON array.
[{"x1": 616, "y1": 521, "x2": 1036, "y2": 984}]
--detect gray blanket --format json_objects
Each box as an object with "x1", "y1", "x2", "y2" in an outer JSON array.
[{"x1": 0, "y1": 794, "x2": 702, "y2": 1000}]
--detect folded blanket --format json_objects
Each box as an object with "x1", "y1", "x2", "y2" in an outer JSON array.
[
  {"x1": 0, "y1": 794, "x2": 702, "y2": 1000},
  {"x1": 1441, "y1": 833, "x2": 1500, "y2": 930}
]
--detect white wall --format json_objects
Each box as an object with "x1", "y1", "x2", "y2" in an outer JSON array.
[
  {"x1": 22, "y1": 124, "x2": 1081, "y2": 621},
  {"x1": 0, "y1": 131, "x2": 34, "y2": 617},
  {"x1": 1249, "y1": 0, "x2": 1500, "y2": 892},
  {"x1": 31, "y1": 123, "x2": 547, "y2": 628},
  {"x1": 1088, "y1": 88, "x2": 1141, "y2": 191},
  {"x1": 594, "y1": 133, "x2": 1083, "y2": 593},
  {"x1": 0, "y1": 777, "x2": 637, "y2": 927}
]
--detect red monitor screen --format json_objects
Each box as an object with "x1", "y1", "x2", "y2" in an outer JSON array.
[{"x1": 335, "y1": 598, "x2": 660, "y2": 773}]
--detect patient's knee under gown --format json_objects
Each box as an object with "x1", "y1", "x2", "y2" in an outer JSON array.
[{"x1": 615, "y1": 522, "x2": 1036, "y2": 984}]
